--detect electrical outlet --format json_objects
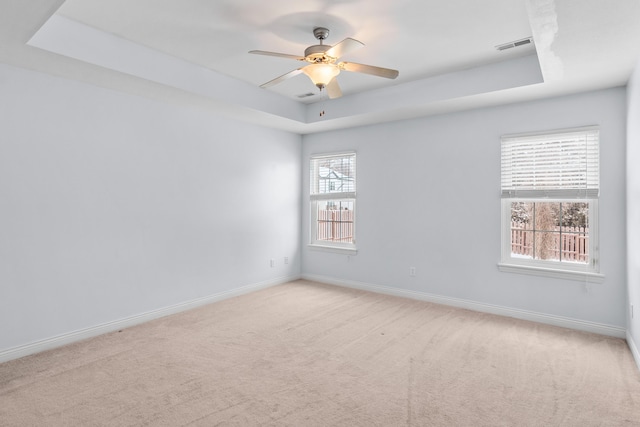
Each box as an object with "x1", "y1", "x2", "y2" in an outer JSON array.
[
  {"x1": 270, "y1": 259, "x2": 275, "y2": 268},
  {"x1": 284, "y1": 256, "x2": 289, "y2": 265},
  {"x1": 409, "y1": 267, "x2": 416, "y2": 277}
]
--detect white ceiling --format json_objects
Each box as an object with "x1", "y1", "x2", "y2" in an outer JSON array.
[{"x1": 2, "y1": 0, "x2": 640, "y2": 134}]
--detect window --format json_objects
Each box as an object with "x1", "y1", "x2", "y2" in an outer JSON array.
[
  {"x1": 309, "y1": 152, "x2": 356, "y2": 253},
  {"x1": 499, "y1": 127, "x2": 602, "y2": 281}
]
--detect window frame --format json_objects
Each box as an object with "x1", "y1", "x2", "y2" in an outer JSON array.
[
  {"x1": 498, "y1": 127, "x2": 604, "y2": 282},
  {"x1": 309, "y1": 152, "x2": 357, "y2": 254}
]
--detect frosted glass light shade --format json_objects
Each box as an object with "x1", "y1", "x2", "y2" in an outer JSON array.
[{"x1": 303, "y1": 63, "x2": 340, "y2": 88}]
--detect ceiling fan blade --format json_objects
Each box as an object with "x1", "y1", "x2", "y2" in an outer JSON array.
[
  {"x1": 325, "y1": 38, "x2": 364, "y2": 59},
  {"x1": 260, "y1": 68, "x2": 304, "y2": 88},
  {"x1": 249, "y1": 50, "x2": 305, "y2": 61},
  {"x1": 326, "y1": 78, "x2": 342, "y2": 99},
  {"x1": 339, "y1": 61, "x2": 399, "y2": 79}
]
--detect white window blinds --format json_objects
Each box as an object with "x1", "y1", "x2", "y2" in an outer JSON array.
[
  {"x1": 310, "y1": 153, "x2": 356, "y2": 200},
  {"x1": 501, "y1": 127, "x2": 599, "y2": 199}
]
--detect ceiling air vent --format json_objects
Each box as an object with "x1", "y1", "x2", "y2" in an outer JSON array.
[
  {"x1": 495, "y1": 37, "x2": 533, "y2": 51},
  {"x1": 297, "y1": 92, "x2": 316, "y2": 99}
]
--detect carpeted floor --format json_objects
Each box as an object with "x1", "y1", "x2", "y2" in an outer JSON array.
[{"x1": 1, "y1": 280, "x2": 639, "y2": 426}]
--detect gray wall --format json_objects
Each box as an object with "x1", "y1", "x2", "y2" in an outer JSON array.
[
  {"x1": 302, "y1": 87, "x2": 627, "y2": 329},
  {"x1": 627, "y1": 60, "x2": 640, "y2": 354},
  {"x1": 0, "y1": 63, "x2": 302, "y2": 352}
]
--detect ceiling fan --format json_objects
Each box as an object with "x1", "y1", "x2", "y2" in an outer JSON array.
[{"x1": 249, "y1": 27, "x2": 399, "y2": 99}]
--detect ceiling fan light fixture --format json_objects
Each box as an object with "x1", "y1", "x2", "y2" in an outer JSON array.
[
  {"x1": 250, "y1": 27, "x2": 398, "y2": 99},
  {"x1": 303, "y1": 63, "x2": 340, "y2": 89}
]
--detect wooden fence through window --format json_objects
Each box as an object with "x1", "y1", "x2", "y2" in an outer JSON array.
[
  {"x1": 317, "y1": 209, "x2": 354, "y2": 243},
  {"x1": 510, "y1": 221, "x2": 589, "y2": 262}
]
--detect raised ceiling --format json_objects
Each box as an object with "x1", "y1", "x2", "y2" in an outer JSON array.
[
  {"x1": 54, "y1": 0, "x2": 536, "y2": 101},
  {"x1": 2, "y1": 0, "x2": 640, "y2": 134}
]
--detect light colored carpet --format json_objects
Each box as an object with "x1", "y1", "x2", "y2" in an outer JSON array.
[{"x1": 1, "y1": 280, "x2": 639, "y2": 426}]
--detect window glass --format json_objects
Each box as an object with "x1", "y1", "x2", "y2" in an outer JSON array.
[
  {"x1": 316, "y1": 200, "x2": 354, "y2": 244},
  {"x1": 509, "y1": 201, "x2": 590, "y2": 265}
]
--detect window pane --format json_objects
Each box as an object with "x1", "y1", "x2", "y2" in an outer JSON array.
[
  {"x1": 559, "y1": 202, "x2": 589, "y2": 263},
  {"x1": 511, "y1": 201, "x2": 533, "y2": 230},
  {"x1": 533, "y1": 202, "x2": 559, "y2": 232},
  {"x1": 533, "y1": 229, "x2": 558, "y2": 261},
  {"x1": 312, "y1": 155, "x2": 356, "y2": 194},
  {"x1": 316, "y1": 200, "x2": 354, "y2": 243},
  {"x1": 560, "y1": 202, "x2": 589, "y2": 228},
  {"x1": 559, "y1": 231, "x2": 589, "y2": 263},
  {"x1": 510, "y1": 204, "x2": 533, "y2": 258},
  {"x1": 509, "y1": 201, "x2": 589, "y2": 265}
]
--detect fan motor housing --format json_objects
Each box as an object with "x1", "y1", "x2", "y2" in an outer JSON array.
[{"x1": 304, "y1": 45, "x2": 334, "y2": 63}]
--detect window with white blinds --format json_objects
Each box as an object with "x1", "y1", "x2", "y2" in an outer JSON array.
[
  {"x1": 499, "y1": 127, "x2": 602, "y2": 280},
  {"x1": 501, "y1": 128, "x2": 599, "y2": 198},
  {"x1": 309, "y1": 152, "x2": 356, "y2": 252}
]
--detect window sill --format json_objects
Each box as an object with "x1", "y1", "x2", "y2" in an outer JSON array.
[
  {"x1": 497, "y1": 262, "x2": 604, "y2": 283},
  {"x1": 308, "y1": 244, "x2": 358, "y2": 255}
]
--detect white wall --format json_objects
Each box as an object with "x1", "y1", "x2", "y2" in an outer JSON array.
[
  {"x1": 0, "y1": 58, "x2": 630, "y2": 358},
  {"x1": 627, "y1": 61, "x2": 640, "y2": 358},
  {"x1": 0, "y1": 63, "x2": 301, "y2": 353},
  {"x1": 302, "y1": 88, "x2": 627, "y2": 329}
]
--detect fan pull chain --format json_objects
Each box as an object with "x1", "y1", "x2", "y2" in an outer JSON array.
[{"x1": 319, "y1": 88, "x2": 327, "y2": 117}]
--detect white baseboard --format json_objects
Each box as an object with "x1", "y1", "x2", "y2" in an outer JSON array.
[
  {"x1": 302, "y1": 274, "x2": 627, "y2": 339},
  {"x1": 0, "y1": 275, "x2": 300, "y2": 364},
  {"x1": 627, "y1": 331, "x2": 640, "y2": 372},
  {"x1": 3, "y1": 274, "x2": 632, "y2": 367}
]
